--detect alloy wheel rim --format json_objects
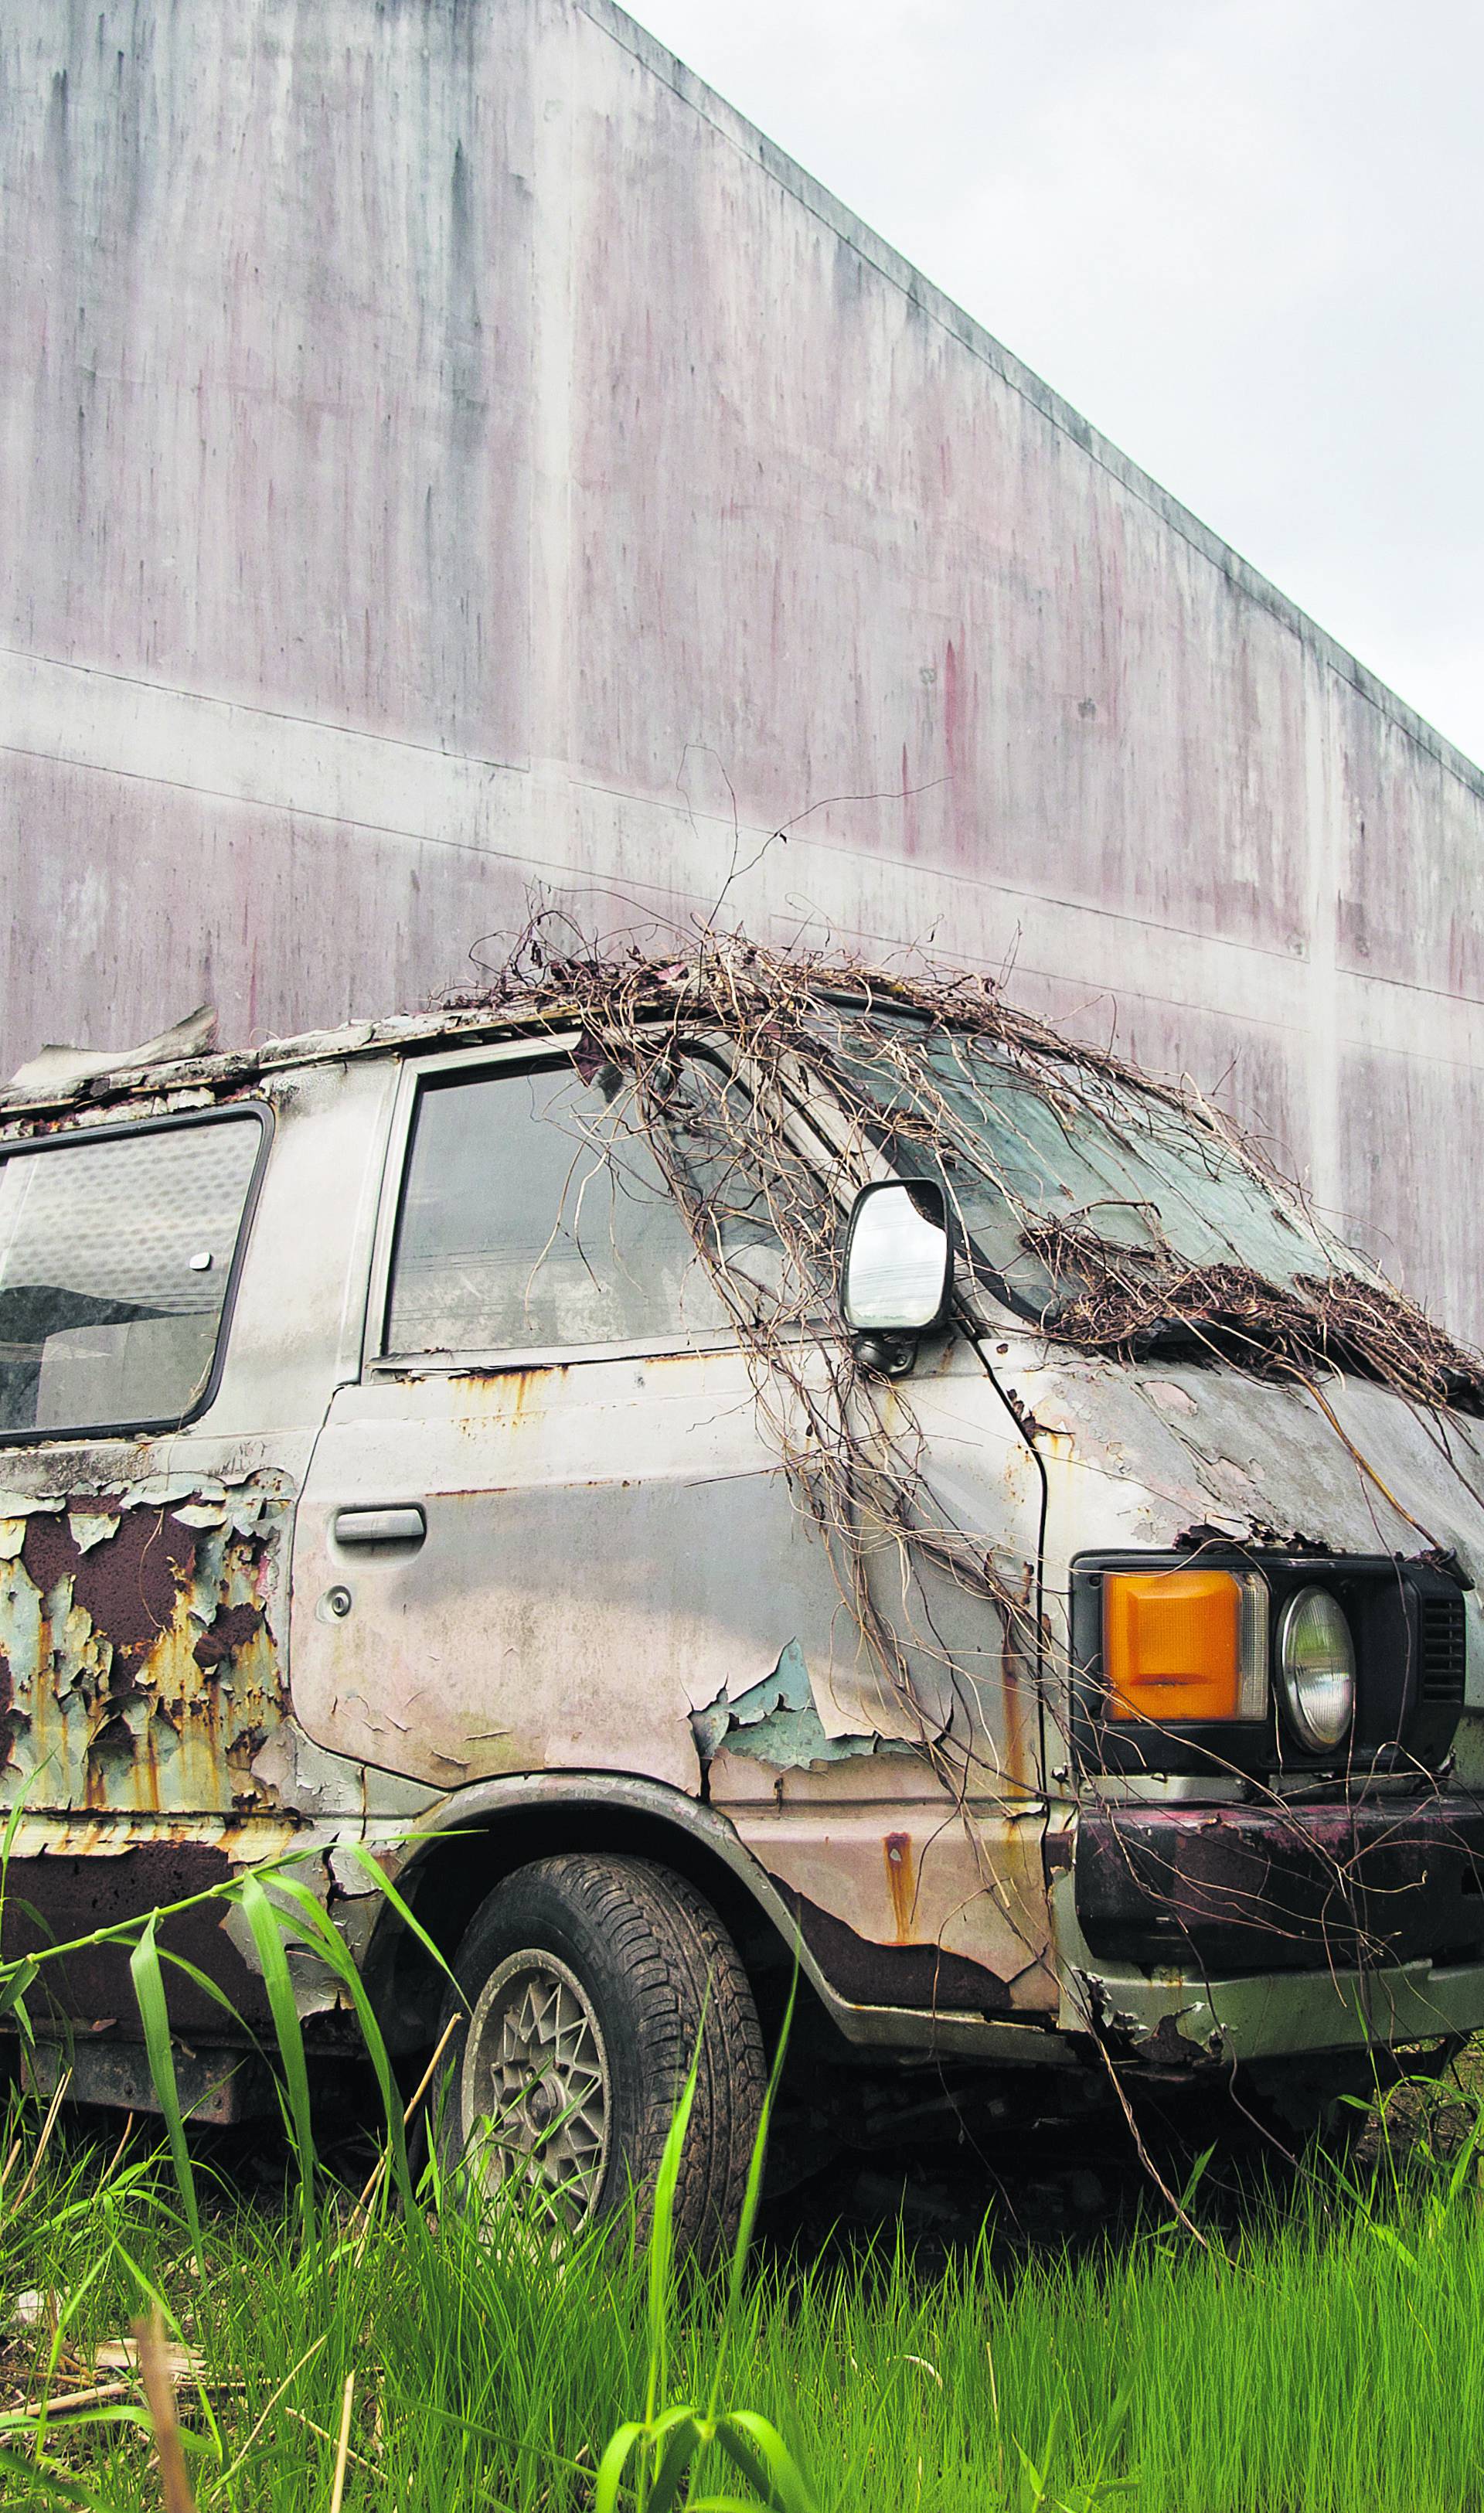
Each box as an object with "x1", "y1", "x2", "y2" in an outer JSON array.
[{"x1": 460, "y1": 1949, "x2": 611, "y2": 2231}]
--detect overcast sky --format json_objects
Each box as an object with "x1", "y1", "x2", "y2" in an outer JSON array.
[{"x1": 636, "y1": 0, "x2": 1484, "y2": 768}]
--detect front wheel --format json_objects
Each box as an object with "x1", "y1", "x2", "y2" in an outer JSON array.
[{"x1": 431, "y1": 1853, "x2": 766, "y2": 2259}]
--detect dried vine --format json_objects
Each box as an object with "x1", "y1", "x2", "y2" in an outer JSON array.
[{"x1": 435, "y1": 921, "x2": 1484, "y2": 2014}]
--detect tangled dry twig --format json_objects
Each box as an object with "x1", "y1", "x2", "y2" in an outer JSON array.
[{"x1": 433, "y1": 918, "x2": 1484, "y2": 1994}]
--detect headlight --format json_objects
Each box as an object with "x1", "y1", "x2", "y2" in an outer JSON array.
[{"x1": 1276, "y1": 1586, "x2": 1355, "y2": 1751}]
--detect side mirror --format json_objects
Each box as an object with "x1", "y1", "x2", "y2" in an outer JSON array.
[{"x1": 841, "y1": 1180, "x2": 952, "y2": 1370}]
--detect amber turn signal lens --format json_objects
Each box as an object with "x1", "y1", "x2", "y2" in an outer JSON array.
[{"x1": 1104, "y1": 1568, "x2": 1264, "y2": 1724}]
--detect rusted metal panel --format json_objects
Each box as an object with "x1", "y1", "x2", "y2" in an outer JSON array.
[
  {"x1": 0, "y1": 1483, "x2": 290, "y2": 1818},
  {"x1": 0, "y1": 1837, "x2": 274, "y2": 2033},
  {"x1": 722, "y1": 1772, "x2": 1057, "y2": 2020},
  {"x1": 1075, "y1": 1800, "x2": 1484, "y2": 1973}
]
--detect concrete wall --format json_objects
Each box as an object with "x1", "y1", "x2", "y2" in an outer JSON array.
[{"x1": 4, "y1": 0, "x2": 1482, "y2": 1329}]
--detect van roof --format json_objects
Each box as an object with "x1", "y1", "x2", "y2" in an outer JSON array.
[
  {"x1": 4, "y1": 938, "x2": 1478, "y2": 1408},
  {"x1": 0, "y1": 994, "x2": 607, "y2": 1122},
  {"x1": 0, "y1": 951, "x2": 979, "y2": 1125}
]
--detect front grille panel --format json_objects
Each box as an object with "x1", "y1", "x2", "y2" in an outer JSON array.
[{"x1": 1419, "y1": 1593, "x2": 1468, "y2": 1704}]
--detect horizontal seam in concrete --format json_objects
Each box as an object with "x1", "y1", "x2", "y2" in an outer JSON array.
[
  {"x1": 577, "y1": 0, "x2": 1484, "y2": 808},
  {"x1": 0, "y1": 724, "x2": 1312, "y2": 983},
  {"x1": 5, "y1": 649, "x2": 1307, "y2": 973},
  {"x1": 0, "y1": 645, "x2": 529, "y2": 779},
  {"x1": 0, "y1": 738, "x2": 536, "y2": 859},
  {"x1": 12, "y1": 729, "x2": 1484, "y2": 1060}
]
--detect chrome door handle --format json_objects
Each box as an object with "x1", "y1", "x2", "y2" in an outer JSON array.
[{"x1": 332, "y1": 1505, "x2": 427, "y2": 1547}]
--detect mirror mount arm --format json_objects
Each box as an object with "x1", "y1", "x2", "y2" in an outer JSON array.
[{"x1": 850, "y1": 1330, "x2": 920, "y2": 1378}]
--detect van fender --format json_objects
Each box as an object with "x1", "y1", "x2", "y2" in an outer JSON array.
[{"x1": 361, "y1": 1769, "x2": 1071, "y2": 2066}]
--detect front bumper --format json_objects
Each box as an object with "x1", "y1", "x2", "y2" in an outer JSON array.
[
  {"x1": 1076, "y1": 1796, "x2": 1484, "y2": 1970},
  {"x1": 1075, "y1": 1948, "x2": 1484, "y2": 2065},
  {"x1": 1065, "y1": 1794, "x2": 1484, "y2": 2065}
]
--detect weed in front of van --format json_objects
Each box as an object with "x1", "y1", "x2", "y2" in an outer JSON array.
[
  {"x1": 10, "y1": 1885, "x2": 1484, "y2": 2508},
  {"x1": 9, "y1": 2052, "x2": 1484, "y2": 2510},
  {"x1": 0, "y1": 1860, "x2": 822, "y2": 2512},
  {"x1": 12, "y1": 2073, "x2": 1484, "y2": 2512},
  {"x1": 593, "y1": 1988, "x2": 818, "y2": 2513}
]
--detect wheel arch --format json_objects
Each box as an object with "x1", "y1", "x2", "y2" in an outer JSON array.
[{"x1": 356, "y1": 1772, "x2": 832, "y2": 2057}]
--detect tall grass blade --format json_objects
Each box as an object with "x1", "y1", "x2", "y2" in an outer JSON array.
[
  {"x1": 644, "y1": 2054, "x2": 699, "y2": 2429},
  {"x1": 237, "y1": 1871, "x2": 316, "y2": 2246},
  {"x1": 337, "y1": 1839, "x2": 463, "y2": 1994},
  {"x1": 593, "y1": 2417, "x2": 648, "y2": 2513},
  {"x1": 714, "y1": 2409, "x2": 819, "y2": 2513},
  {"x1": 0, "y1": 1953, "x2": 37, "y2": 2027},
  {"x1": 254, "y1": 1873, "x2": 414, "y2": 2208},
  {"x1": 128, "y1": 1916, "x2": 204, "y2": 2278},
  {"x1": 708, "y1": 1970, "x2": 798, "y2": 2419}
]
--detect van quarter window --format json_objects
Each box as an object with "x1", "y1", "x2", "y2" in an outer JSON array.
[
  {"x1": 385, "y1": 1061, "x2": 740, "y2": 1355},
  {"x1": 0, "y1": 1115, "x2": 263, "y2": 1435}
]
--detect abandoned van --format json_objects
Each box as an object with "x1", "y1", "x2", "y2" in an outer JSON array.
[{"x1": 3, "y1": 950, "x2": 1484, "y2": 2242}]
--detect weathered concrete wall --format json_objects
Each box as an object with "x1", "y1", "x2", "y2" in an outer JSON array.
[{"x1": 4, "y1": 0, "x2": 1482, "y2": 1328}]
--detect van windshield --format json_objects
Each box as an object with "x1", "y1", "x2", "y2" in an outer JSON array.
[{"x1": 842, "y1": 1028, "x2": 1342, "y2": 1332}]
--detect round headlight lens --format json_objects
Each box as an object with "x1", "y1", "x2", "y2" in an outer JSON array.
[{"x1": 1277, "y1": 1587, "x2": 1355, "y2": 1752}]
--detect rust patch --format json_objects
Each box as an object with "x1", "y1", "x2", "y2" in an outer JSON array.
[
  {"x1": 883, "y1": 1830, "x2": 915, "y2": 1941},
  {"x1": 1075, "y1": 1798, "x2": 1484, "y2": 1972},
  {"x1": 775, "y1": 1881, "x2": 1015, "y2": 2015},
  {"x1": 22, "y1": 1505, "x2": 196, "y2": 1674},
  {"x1": 2, "y1": 1488, "x2": 291, "y2": 1819},
  {"x1": 0, "y1": 1842, "x2": 269, "y2": 2034},
  {"x1": 193, "y1": 1601, "x2": 264, "y2": 1670}
]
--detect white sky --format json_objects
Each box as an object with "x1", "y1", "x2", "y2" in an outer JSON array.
[{"x1": 635, "y1": 0, "x2": 1484, "y2": 766}]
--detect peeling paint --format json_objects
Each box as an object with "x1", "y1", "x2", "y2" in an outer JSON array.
[
  {"x1": 0, "y1": 1481, "x2": 293, "y2": 1818},
  {"x1": 691, "y1": 1640, "x2": 880, "y2": 1772}
]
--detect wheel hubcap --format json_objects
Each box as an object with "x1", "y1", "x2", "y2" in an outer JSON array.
[{"x1": 460, "y1": 1950, "x2": 611, "y2": 2231}]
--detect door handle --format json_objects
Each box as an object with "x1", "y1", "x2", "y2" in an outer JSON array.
[{"x1": 332, "y1": 1505, "x2": 427, "y2": 1547}]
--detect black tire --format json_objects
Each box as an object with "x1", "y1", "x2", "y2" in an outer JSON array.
[{"x1": 430, "y1": 1853, "x2": 765, "y2": 2259}]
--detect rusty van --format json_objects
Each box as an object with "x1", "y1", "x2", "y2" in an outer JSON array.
[{"x1": 3, "y1": 955, "x2": 1484, "y2": 2242}]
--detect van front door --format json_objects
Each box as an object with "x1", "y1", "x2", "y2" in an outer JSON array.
[{"x1": 289, "y1": 1043, "x2": 842, "y2": 1801}]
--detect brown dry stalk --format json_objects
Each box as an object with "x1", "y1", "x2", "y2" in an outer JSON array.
[
  {"x1": 287, "y1": 2400, "x2": 379, "y2": 2476},
  {"x1": 133, "y1": 2307, "x2": 196, "y2": 2513},
  {"x1": 33, "y1": 2379, "x2": 132, "y2": 2415},
  {"x1": 9, "y1": 2069, "x2": 71, "y2": 2215},
  {"x1": 212, "y1": 2333, "x2": 328, "y2": 2494},
  {"x1": 345, "y1": 2010, "x2": 461, "y2": 2256},
  {"x1": 328, "y1": 2372, "x2": 356, "y2": 2513}
]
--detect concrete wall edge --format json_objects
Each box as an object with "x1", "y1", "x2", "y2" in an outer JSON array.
[{"x1": 578, "y1": 0, "x2": 1484, "y2": 810}]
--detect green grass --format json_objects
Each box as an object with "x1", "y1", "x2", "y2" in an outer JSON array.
[
  {"x1": 5, "y1": 2085, "x2": 1484, "y2": 2511},
  {"x1": 5, "y1": 1866, "x2": 1484, "y2": 2508}
]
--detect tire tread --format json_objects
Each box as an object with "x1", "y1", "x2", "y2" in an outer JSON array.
[{"x1": 441, "y1": 1851, "x2": 766, "y2": 2258}]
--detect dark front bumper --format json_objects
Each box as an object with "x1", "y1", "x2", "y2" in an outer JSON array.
[{"x1": 1076, "y1": 1796, "x2": 1484, "y2": 1972}]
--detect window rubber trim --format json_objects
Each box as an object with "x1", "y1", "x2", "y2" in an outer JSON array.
[{"x1": 0, "y1": 1100, "x2": 274, "y2": 1447}]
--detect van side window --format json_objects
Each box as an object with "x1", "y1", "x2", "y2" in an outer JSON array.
[
  {"x1": 385, "y1": 1064, "x2": 737, "y2": 1356},
  {"x1": 0, "y1": 1115, "x2": 264, "y2": 1435}
]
